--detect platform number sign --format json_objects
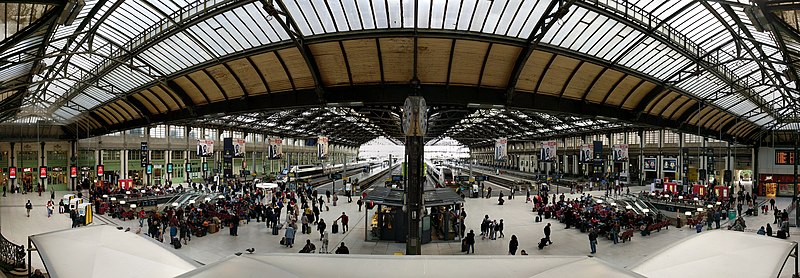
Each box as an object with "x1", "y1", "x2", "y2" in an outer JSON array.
[{"x1": 140, "y1": 142, "x2": 149, "y2": 167}]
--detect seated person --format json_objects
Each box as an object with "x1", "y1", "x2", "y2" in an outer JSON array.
[{"x1": 335, "y1": 242, "x2": 350, "y2": 254}]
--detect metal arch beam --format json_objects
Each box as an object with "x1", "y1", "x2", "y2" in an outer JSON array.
[
  {"x1": 261, "y1": 0, "x2": 326, "y2": 103},
  {"x1": 505, "y1": 0, "x2": 575, "y2": 104},
  {"x1": 164, "y1": 80, "x2": 197, "y2": 111}
]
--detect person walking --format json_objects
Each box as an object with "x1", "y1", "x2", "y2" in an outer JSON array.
[
  {"x1": 50, "y1": 188, "x2": 55, "y2": 200},
  {"x1": 588, "y1": 229, "x2": 598, "y2": 254},
  {"x1": 317, "y1": 219, "x2": 327, "y2": 241},
  {"x1": 465, "y1": 230, "x2": 476, "y2": 254},
  {"x1": 486, "y1": 186, "x2": 493, "y2": 199},
  {"x1": 46, "y1": 200, "x2": 54, "y2": 218},
  {"x1": 357, "y1": 198, "x2": 363, "y2": 212},
  {"x1": 25, "y1": 200, "x2": 33, "y2": 217},
  {"x1": 336, "y1": 212, "x2": 349, "y2": 233},
  {"x1": 770, "y1": 198, "x2": 776, "y2": 211},
  {"x1": 509, "y1": 235, "x2": 519, "y2": 255},
  {"x1": 497, "y1": 219, "x2": 505, "y2": 238},
  {"x1": 284, "y1": 224, "x2": 296, "y2": 248},
  {"x1": 544, "y1": 223, "x2": 553, "y2": 245}
]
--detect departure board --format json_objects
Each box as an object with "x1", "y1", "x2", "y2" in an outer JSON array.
[{"x1": 775, "y1": 150, "x2": 795, "y2": 165}]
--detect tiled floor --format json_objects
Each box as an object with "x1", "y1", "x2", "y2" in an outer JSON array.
[{"x1": 3, "y1": 180, "x2": 798, "y2": 274}]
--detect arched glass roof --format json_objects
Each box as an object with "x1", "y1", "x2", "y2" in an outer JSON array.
[{"x1": 0, "y1": 0, "x2": 798, "y2": 144}]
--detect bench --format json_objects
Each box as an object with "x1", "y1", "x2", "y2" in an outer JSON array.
[{"x1": 620, "y1": 230, "x2": 634, "y2": 243}]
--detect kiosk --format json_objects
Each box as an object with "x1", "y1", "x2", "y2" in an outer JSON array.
[
  {"x1": 69, "y1": 198, "x2": 83, "y2": 211},
  {"x1": 78, "y1": 203, "x2": 93, "y2": 225},
  {"x1": 364, "y1": 187, "x2": 464, "y2": 243}
]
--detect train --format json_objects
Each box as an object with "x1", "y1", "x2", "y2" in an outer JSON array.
[
  {"x1": 277, "y1": 161, "x2": 379, "y2": 182},
  {"x1": 426, "y1": 160, "x2": 454, "y2": 188}
]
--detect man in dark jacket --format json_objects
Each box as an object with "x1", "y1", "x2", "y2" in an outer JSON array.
[
  {"x1": 335, "y1": 242, "x2": 349, "y2": 254},
  {"x1": 465, "y1": 230, "x2": 476, "y2": 254},
  {"x1": 544, "y1": 223, "x2": 553, "y2": 245},
  {"x1": 588, "y1": 229, "x2": 598, "y2": 254}
]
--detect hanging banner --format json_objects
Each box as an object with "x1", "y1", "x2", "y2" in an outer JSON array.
[
  {"x1": 268, "y1": 138, "x2": 283, "y2": 160},
  {"x1": 495, "y1": 138, "x2": 508, "y2": 161},
  {"x1": 70, "y1": 166, "x2": 77, "y2": 178},
  {"x1": 39, "y1": 166, "x2": 47, "y2": 179},
  {"x1": 579, "y1": 145, "x2": 593, "y2": 163},
  {"x1": 317, "y1": 136, "x2": 329, "y2": 159},
  {"x1": 612, "y1": 144, "x2": 629, "y2": 162},
  {"x1": 8, "y1": 167, "x2": 15, "y2": 179},
  {"x1": 196, "y1": 139, "x2": 214, "y2": 157},
  {"x1": 643, "y1": 158, "x2": 657, "y2": 172},
  {"x1": 233, "y1": 138, "x2": 246, "y2": 158},
  {"x1": 539, "y1": 140, "x2": 557, "y2": 162},
  {"x1": 662, "y1": 158, "x2": 677, "y2": 172}
]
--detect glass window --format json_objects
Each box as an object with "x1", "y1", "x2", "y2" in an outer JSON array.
[
  {"x1": 151, "y1": 125, "x2": 166, "y2": 138},
  {"x1": 645, "y1": 130, "x2": 659, "y2": 145},
  {"x1": 128, "y1": 150, "x2": 141, "y2": 161},
  {"x1": 171, "y1": 151, "x2": 184, "y2": 160},
  {"x1": 188, "y1": 127, "x2": 198, "y2": 139},
  {"x1": 127, "y1": 128, "x2": 145, "y2": 137},
  {"x1": 663, "y1": 132, "x2": 679, "y2": 144},
  {"x1": 102, "y1": 150, "x2": 120, "y2": 161},
  {"x1": 205, "y1": 128, "x2": 217, "y2": 139},
  {"x1": 151, "y1": 150, "x2": 165, "y2": 160},
  {"x1": 170, "y1": 126, "x2": 185, "y2": 138}
]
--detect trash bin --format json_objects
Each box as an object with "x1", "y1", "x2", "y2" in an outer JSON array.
[{"x1": 728, "y1": 210, "x2": 736, "y2": 220}]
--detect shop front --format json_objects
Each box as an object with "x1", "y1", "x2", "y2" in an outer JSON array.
[
  {"x1": 364, "y1": 187, "x2": 464, "y2": 243},
  {"x1": 758, "y1": 174, "x2": 798, "y2": 197}
]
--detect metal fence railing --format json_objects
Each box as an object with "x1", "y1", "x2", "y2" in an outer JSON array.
[{"x1": 0, "y1": 232, "x2": 25, "y2": 271}]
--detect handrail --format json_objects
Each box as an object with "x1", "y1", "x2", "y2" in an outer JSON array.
[{"x1": 0, "y1": 231, "x2": 25, "y2": 271}]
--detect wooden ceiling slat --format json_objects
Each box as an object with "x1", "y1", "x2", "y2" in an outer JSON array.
[
  {"x1": 585, "y1": 69, "x2": 625, "y2": 104},
  {"x1": 624, "y1": 82, "x2": 657, "y2": 109},
  {"x1": 644, "y1": 90, "x2": 671, "y2": 113},
  {"x1": 310, "y1": 42, "x2": 349, "y2": 87},
  {"x1": 538, "y1": 55, "x2": 581, "y2": 96},
  {"x1": 669, "y1": 98, "x2": 695, "y2": 120},
  {"x1": 480, "y1": 43, "x2": 521, "y2": 88},
  {"x1": 187, "y1": 71, "x2": 225, "y2": 102},
  {"x1": 251, "y1": 51, "x2": 293, "y2": 92},
  {"x1": 416, "y1": 38, "x2": 451, "y2": 84},
  {"x1": 562, "y1": 62, "x2": 604, "y2": 100},
  {"x1": 140, "y1": 89, "x2": 169, "y2": 113},
  {"x1": 342, "y1": 39, "x2": 382, "y2": 84},
  {"x1": 114, "y1": 100, "x2": 141, "y2": 120},
  {"x1": 604, "y1": 75, "x2": 640, "y2": 107},
  {"x1": 656, "y1": 95, "x2": 685, "y2": 118},
  {"x1": 378, "y1": 38, "x2": 414, "y2": 83},
  {"x1": 515, "y1": 50, "x2": 552, "y2": 92},
  {"x1": 449, "y1": 40, "x2": 489, "y2": 85},
  {"x1": 226, "y1": 58, "x2": 267, "y2": 96},
  {"x1": 173, "y1": 76, "x2": 208, "y2": 105},
  {"x1": 149, "y1": 86, "x2": 180, "y2": 111},
  {"x1": 132, "y1": 93, "x2": 159, "y2": 114},
  {"x1": 277, "y1": 48, "x2": 315, "y2": 89},
  {"x1": 206, "y1": 65, "x2": 243, "y2": 99}
]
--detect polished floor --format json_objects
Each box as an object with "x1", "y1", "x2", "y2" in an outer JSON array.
[{"x1": 2, "y1": 181, "x2": 796, "y2": 274}]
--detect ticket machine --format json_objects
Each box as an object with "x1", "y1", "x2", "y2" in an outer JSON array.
[
  {"x1": 69, "y1": 198, "x2": 83, "y2": 211},
  {"x1": 77, "y1": 203, "x2": 93, "y2": 225}
]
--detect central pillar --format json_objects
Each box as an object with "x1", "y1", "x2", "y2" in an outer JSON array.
[{"x1": 402, "y1": 96, "x2": 427, "y2": 255}]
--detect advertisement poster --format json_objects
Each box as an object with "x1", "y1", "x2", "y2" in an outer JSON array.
[
  {"x1": 539, "y1": 140, "x2": 557, "y2": 162},
  {"x1": 268, "y1": 138, "x2": 283, "y2": 160},
  {"x1": 39, "y1": 167, "x2": 47, "y2": 179},
  {"x1": 662, "y1": 158, "x2": 677, "y2": 172},
  {"x1": 612, "y1": 144, "x2": 629, "y2": 161},
  {"x1": 495, "y1": 138, "x2": 508, "y2": 161},
  {"x1": 579, "y1": 145, "x2": 592, "y2": 163},
  {"x1": 196, "y1": 139, "x2": 214, "y2": 157},
  {"x1": 8, "y1": 167, "x2": 15, "y2": 179},
  {"x1": 643, "y1": 158, "x2": 657, "y2": 172},
  {"x1": 70, "y1": 166, "x2": 77, "y2": 178},
  {"x1": 766, "y1": 183, "x2": 777, "y2": 198},
  {"x1": 317, "y1": 136, "x2": 329, "y2": 159},
  {"x1": 97, "y1": 165, "x2": 104, "y2": 177},
  {"x1": 233, "y1": 138, "x2": 246, "y2": 158}
]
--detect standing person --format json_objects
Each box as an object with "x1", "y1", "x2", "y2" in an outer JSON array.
[
  {"x1": 486, "y1": 186, "x2": 493, "y2": 199},
  {"x1": 357, "y1": 198, "x2": 363, "y2": 212},
  {"x1": 770, "y1": 198, "x2": 776, "y2": 211},
  {"x1": 301, "y1": 214, "x2": 309, "y2": 234},
  {"x1": 526, "y1": 188, "x2": 531, "y2": 203},
  {"x1": 465, "y1": 230, "x2": 475, "y2": 254},
  {"x1": 179, "y1": 221, "x2": 190, "y2": 245},
  {"x1": 588, "y1": 229, "x2": 598, "y2": 254},
  {"x1": 50, "y1": 188, "x2": 55, "y2": 200},
  {"x1": 317, "y1": 219, "x2": 327, "y2": 241},
  {"x1": 284, "y1": 224, "x2": 296, "y2": 248},
  {"x1": 46, "y1": 200, "x2": 54, "y2": 218},
  {"x1": 336, "y1": 212, "x2": 349, "y2": 233},
  {"x1": 229, "y1": 214, "x2": 240, "y2": 236},
  {"x1": 767, "y1": 223, "x2": 774, "y2": 237},
  {"x1": 509, "y1": 235, "x2": 519, "y2": 255},
  {"x1": 25, "y1": 200, "x2": 33, "y2": 217},
  {"x1": 489, "y1": 220, "x2": 497, "y2": 240},
  {"x1": 544, "y1": 223, "x2": 553, "y2": 245},
  {"x1": 497, "y1": 219, "x2": 505, "y2": 238}
]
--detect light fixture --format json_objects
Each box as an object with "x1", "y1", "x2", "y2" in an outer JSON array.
[
  {"x1": 218, "y1": 195, "x2": 225, "y2": 199},
  {"x1": 205, "y1": 197, "x2": 211, "y2": 201},
  {"x1": 596, "y1": 200, "x2": 603, "y2": 204},
  {"x1": 693, "y1": 197, "x2": 699, "y2": 201},
  {"x1": 189, "y1": 200, "x2": 196, "y2": 204},
  {"x1": 685, "y1": 211, "x2": 693, "y2": 216},
  {"x1": 707, "y1": 204, "x2": 713, "y2": 208},
  {"x1": 678, "y1": 196, "x2": 684, "y2": 200},
  {"x1": 697, "y1": 208, "x2": 704, "y2": 212},
  {"x1": 119, "y1": 200, "x2": 126, "y2": 205},
  {"x1": 140, "y1": 190, "x2": 145, "y2": 193},
  {"x1": 125, "y1": 191, "x2": 131, "y2": 194},
  {"x1": 110, "y1": 197, "x2": 117, "y2": 201},
  {"x1": 625, "y1": 205, "x2": 633, "y2": 209},
  {"x1": 102, "y1": 194, "x2": 108, "y2": 198},
  {"x1": 716, "y1": 202, "x2": 721, "y2": 205},
  {"x1": 642, "y1": 209, "x2": 650, "y2": 213},
  {"x1": 650, "y1": 193, "x2": 656, "y2": 196},
  {"x1": 172, "y1": 202, "x2": 179, "y2": 207},
  {"x1": 155, "y1": 189, "x2": 161, "y2": 192},
  {"x1": 130, "y1": 204, "x2": 137, "y2": 208}
]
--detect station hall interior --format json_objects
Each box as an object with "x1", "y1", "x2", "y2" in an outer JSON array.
[{"x1": 1, "y1": 0, "x2": 800, "y2": 277}]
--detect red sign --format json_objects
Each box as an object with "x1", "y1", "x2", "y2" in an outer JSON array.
[
  {"x1": 97, "y1": 165, "x2": 104, "y2": 177},
  {"x1": 70, "y1": 166, "x2": 77, "y2": 178},
  {"x1": 118, "y1": 179, "x2": 133, "y2": 190},
  {"x1": 9, "y1": 167, "x2": 16, "y2": 179},
  {"x1": 39, "y1": 167, "x2": 47, "y2": 179}
]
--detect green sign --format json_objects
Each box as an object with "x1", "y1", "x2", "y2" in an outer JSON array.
[
  {"x1": 202, "y1": 162, "x2": 208, "y2": 172},
  {"x1": 167, "y1": 163, "x2": 173, "y2": 173},
  {"x1": 146, "y1": 164, "x2": 153, "y2": 175},
  {"x1": 185, "y1": 163, "x2": 192, "y2": 172}
]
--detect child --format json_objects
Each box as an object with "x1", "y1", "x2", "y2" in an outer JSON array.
[{"x1": 695, "y1": 222, "x2": 703, "y2": 233}]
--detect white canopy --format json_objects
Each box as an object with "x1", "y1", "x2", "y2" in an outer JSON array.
[
  {"x1": 30, "y1": 225, "x2": 198, "y2": 278},
  {"x1": 177, "y1": 254, "x2": 644, "y2": 278},
  {"x1": 631, "y1": 230, "x2": 796, "y2": 278}
]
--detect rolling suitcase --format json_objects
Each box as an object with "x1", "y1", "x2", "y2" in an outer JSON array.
[
  {"x1": 778, "y1": 230, "x2": 787, "y2": 239},
  {"x1": 332, "y1": 222, "x2": 339, "y2": 234},
  {"x1": 172, "y1": 237, "x2": 182, "y2": 249},
  {"x1": 272, "y1": 225, "x2": 280, "y2": 235}
]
